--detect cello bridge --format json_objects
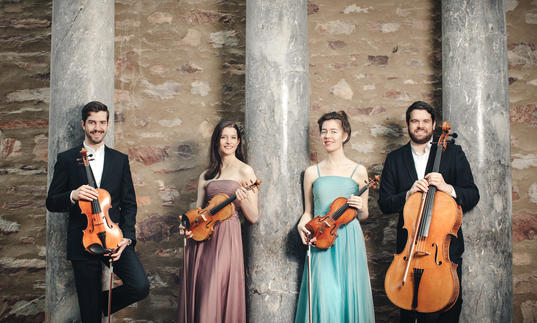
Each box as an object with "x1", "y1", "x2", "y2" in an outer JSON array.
[{"x1": 414, "y1": 251, "x2": 430, "y2": 257}]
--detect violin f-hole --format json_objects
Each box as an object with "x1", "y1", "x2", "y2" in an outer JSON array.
[{"x1": 433, "y1": 243, "x2": 442, "y2": 265}]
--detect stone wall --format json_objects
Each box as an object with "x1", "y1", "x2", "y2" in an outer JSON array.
[
  {"x1": 1, "y1": 0, "x2": 536, "y2": 322},
  {"x1": 508, "y1": 1, "x2": 537, "y2": 322},
  {"x1": 0, "y1": 0, "x2": 50, "y2": 322},
  {"x1": 113, "y1": 0, "x2": 246, "y2": 321}
]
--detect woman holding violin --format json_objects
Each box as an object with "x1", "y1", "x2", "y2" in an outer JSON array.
[
  {"x1": 178, "y1": 120, "x2": 259, "y2": 323},
  {"x1": 296, "y1": 111, "x2": 375, "y2": 323}
]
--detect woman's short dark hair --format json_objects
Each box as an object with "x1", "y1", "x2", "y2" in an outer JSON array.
[
  {"x1": 405, "y1": 101, "x2": 436, "y2": 125},
  {"x1": 205, "y1": 120, "x2": 245, "y2": 180},
  {"x1": 317, "y1": 111, "x2": 351, "y2": 144},
  {"x1": 82, "y1": 101, "x2": 109, "y2": 122}
]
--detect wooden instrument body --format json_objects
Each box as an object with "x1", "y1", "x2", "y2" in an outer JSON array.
[
  {"x1": 79, "y1": 188, "x2": 123, "y2": 254},
  {"x1": 305, "y1": 197, "x2": 356, "y2": 249},
  {"x1": 79, "y1": 148, "x2": 123, "y2": 255},
  {"x1": 184, "y1": 193, "x2": 235, "y2": 242},
  {"x1": 384, "y1": 190, "x2": 462, "y2": 313}
]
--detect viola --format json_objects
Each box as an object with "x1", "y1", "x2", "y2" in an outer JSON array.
[
  {"x1": 305, "y1": 176, "x2": 379, "y2": 249},
  {"x1": 181, "y1": 180, "x2": 261, "y2": 241},
  {"x1": 78, "y1": 148, "x2": 123, "y2": 255},
  {"x1": 384, "y1": 121, "x2": 461, "y2": 313}
]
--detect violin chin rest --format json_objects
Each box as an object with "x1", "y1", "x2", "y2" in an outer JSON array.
[
  {"x1": 87, "y1": 244, "x2": 107, "y2": 256},
  {"x1": 181, "y1": 215, "x2": 191, "y2": 230}
]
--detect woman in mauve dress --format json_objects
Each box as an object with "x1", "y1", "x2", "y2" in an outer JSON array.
[{"x1": 178, "y1": 120, "x2": 259, "y2": 323}]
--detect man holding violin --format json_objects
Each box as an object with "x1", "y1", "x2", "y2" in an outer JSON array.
[
  {"x1": 378, "y1": 101, "x2": 479, "y2": 322},
  {"x1": 46, "y1": 101, "x2": 149, "y2": 322}
]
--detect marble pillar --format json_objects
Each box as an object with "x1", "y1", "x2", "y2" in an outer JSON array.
[
  {"x1": 442, "y1": 1, "x2": 511, "y2": 322},
  {"x1": 47, "y1": 0, "x2": 115, "y2": 321},
  {"x1": 244, "y1": 0, "x2": 309, "y2": 321}
]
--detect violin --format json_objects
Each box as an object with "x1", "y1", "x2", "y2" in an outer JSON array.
[
  {"x1": 305, "y1": 176, "x2": 379, "y2": 249},
  {"x1": 384, "y1": 121, "x2": 461, "y2": 313},
  {"x1": 181, "y1": 180, "x2": 261, "y2": 241},
  {"x1": 78, "y1": 148, "x2": 123, "y2": 255}
]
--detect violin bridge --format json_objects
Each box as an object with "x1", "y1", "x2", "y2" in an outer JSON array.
[
  {"x1": 414, "y1": 251, "x2": 430, "y2": 257},
  {"x1": 322, "y1": 220, "x2": 332, "y2": 227}
]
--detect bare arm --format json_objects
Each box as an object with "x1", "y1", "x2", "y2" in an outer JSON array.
[
  {"x1": 297, "y1": 166, "x2": 317, "y2": 245},
  {"x1": 195, "y1": 171, "x2": 207, "y2": 208},
  {"x1": 349, "y1": 164, "x2": 369, "y2": 220},
  {"x1": 236, "y1": 166, "x2": 259, "y2": 224}
]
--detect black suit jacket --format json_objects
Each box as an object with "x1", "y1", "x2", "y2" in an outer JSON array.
[
  {"x1": 46, "y1": 145, "x2": 137, "y2": 260},
  {"x1": 378, "y1": 141, "x2": 479, "y2": 262}
]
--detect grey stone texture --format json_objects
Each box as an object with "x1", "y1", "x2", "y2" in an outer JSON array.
[
  {"x1": 244, "y1": 0, "x2": 310, "y2": 321},
  {"x1": 2, "y1": 0, "x2": 537, "y2": 321},
  {"x1": 442, "y1": 1, "x2": 512, "y2": 322},
  {"x1": 47, "y1": 0, "x2": 115, "y2": 321}
]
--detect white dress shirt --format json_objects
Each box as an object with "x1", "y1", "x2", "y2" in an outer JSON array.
[
  {"x1": 410, "y1": 141, "x2": 456, "y2": 198},
  {"x1": 70, "y1": 142, "x2": 105, "y2": 203},
  {"x1": 411, "y1": 141, "x2": 431, "y2": 180},
  {"x1": 83, "y1": 141, "x2": 105, "y2": 188}
]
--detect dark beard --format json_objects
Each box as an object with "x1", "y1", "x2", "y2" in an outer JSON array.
[{"x1": 409, "y1": 130, "x2": 433, "y2": 145}]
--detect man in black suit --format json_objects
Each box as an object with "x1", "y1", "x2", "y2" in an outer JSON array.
[
  {"x1": 378, "y1": 101, "x2": 479, "y2": 322},
  {"x1": 46, "y1": 101, "x2": 149, "y2": 322}
]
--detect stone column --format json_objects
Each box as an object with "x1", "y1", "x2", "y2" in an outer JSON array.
[
  {"x1": 244, "y1": 0, "x2": 309, "y2": 321},
  {"x1": 47, "y1": 1, "x2": 114, "y2": 321},
  {"x1": 442, "y1": 1, "x2": 511, "y2": 322}
]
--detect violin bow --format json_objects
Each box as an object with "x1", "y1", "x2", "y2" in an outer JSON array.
[
  {"x1": 108, "y1": 260, "x2": 113, "y2": 323},
  {"x1": 307, "y1": 244, "x2": 312, "y2": 323},
  {"x1": 183, "y1": 226, "x2": 188, "y2": 323}
]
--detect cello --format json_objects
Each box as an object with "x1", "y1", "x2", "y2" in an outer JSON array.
[{"x1": 384, "y1": 121, "x2": 461, "y2": 313}]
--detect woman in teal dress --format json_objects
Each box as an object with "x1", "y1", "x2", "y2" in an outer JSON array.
[{"x1": 296, "y1": 111, "x2": 375, "y2": 323}]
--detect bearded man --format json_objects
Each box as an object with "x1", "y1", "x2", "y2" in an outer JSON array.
[
  {"x1": 378, "y1": 101, "x2": 479, "y2": 322},
  {"x1": 46, "y1": 101, "x2": 149, "y2": 322}
]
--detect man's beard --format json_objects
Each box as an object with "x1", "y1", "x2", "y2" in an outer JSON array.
[
  {"x1": 409, "y1": 129, "x2": 433, "y2": 144},
  {"x1": 86, "y1": 131, "x2": 105, "y2": 145}
]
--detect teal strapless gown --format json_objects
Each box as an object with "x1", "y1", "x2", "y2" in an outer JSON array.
[{"x1": 295, "y1": 176, "x2": 375, "y2": 323}]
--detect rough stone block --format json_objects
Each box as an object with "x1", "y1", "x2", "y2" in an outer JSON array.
[
  {"x1": 141, "y1": 80, "x2": 180, "y2": 99},
  {"x1": 137, "y1": 214, "x2": 180, "y2": 242},
  {"x1": 209, "y1": 30, "x2": 239, "y2": 48},
  {"x1": 128, "y1": 146, "x2": 170, "y2": 165},
  {"x1": 367, "y1": 55, "x2": 388, "y2": 66},
  {"x1": 315, "y1": 20, "x2": 355, "y2": 35},
  {"x1": 328, "y1": 40, "x2": 346, "y2": 49},
  {"x1": 147, "y1": 12, "x2": 173, "y2": 24},
  {"x1": 1, "y1": 138, "x2": 21, "y2": 158},
  {"x1": 330, "y1": 79, "x2": 353, "y2": 100},
  {"x1": 511, "y1": 103, "x2": 537, "y2": 127},
  {"x1": 513, "y1": 210, "x2": 537, "y2": 242}
]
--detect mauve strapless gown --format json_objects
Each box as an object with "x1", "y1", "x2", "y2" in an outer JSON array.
[{"x1": 178, "y1": 180, "x2": 246, "y2": 323}]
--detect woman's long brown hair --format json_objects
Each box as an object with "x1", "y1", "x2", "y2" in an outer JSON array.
[{"x1": 204, "y1": 121, "x2": 245, "y2": 180}]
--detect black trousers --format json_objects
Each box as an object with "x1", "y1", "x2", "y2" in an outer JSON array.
[
  {"x1": 400, "y1": 260, "x2": 463, "y2": 323},
  {"x1": 71, "y1": 246, "x2": 149, "y2": 323}
]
